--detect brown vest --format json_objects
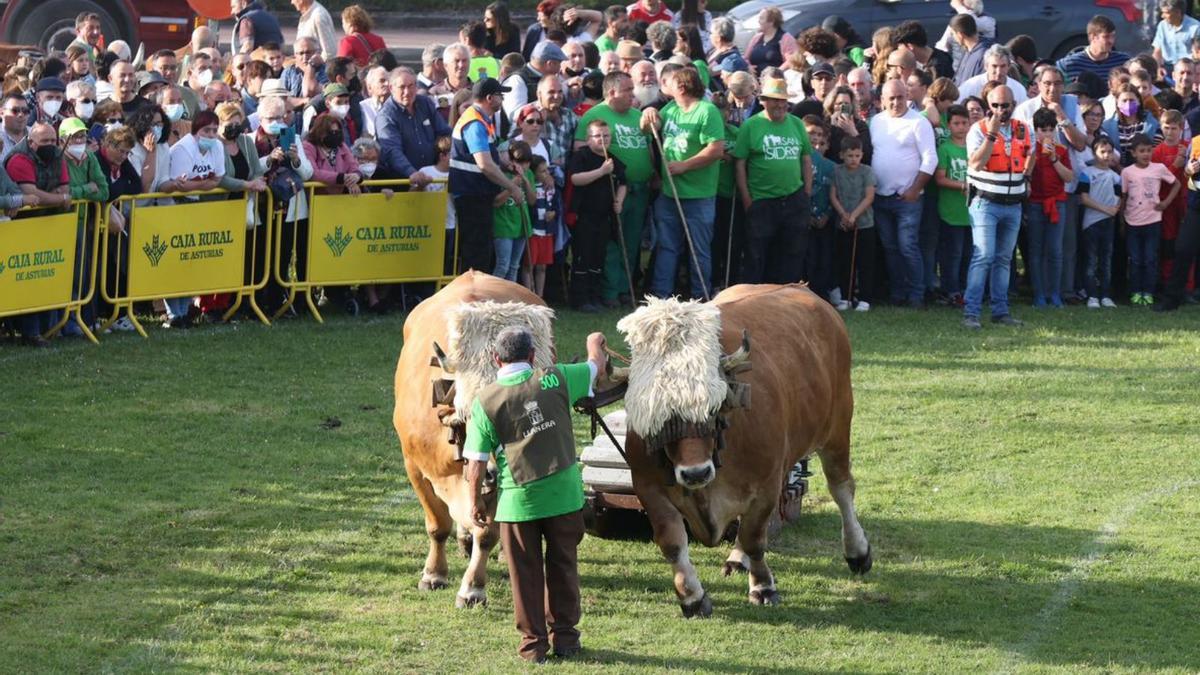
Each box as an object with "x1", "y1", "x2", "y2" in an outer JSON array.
[{"x1": 478, "y1": 366, "x2": 577, "y2": 485}]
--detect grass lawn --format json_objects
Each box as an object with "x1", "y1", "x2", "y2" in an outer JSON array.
[{"x1": 2, "y1": 301, "x2": 1199, "y2": 673}]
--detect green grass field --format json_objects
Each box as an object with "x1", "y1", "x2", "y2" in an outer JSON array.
[{"x1": 3, "y1": 303, "x2": 1199, "y2": 673}]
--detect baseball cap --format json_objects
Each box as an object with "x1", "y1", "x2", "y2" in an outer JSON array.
[
  {"x1": 36, "y1": 77, "x2": 66, "y2": 93},
  {"x1": 531, "y1": 41, "x2": 567, "y2": 63},
  {"x1": 810, "y1": 62, "x2": 835, "y2": 78},
  {"x1": 472, "y1": 77, "x2": 511, "y2": 98},
  {"x1": 58, "y1": 117, "x2": 87, "y2": 138},
  {"x1": 323, "y1": 83, "x2": 350, "y2": 98}
]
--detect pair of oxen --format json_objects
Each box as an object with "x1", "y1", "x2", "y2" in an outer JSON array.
[{"x1": 391, "y1": 271, "x2": 871, "y2": 618}]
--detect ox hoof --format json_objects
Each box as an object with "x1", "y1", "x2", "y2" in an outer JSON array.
[
  {"x1": 721, "y1": 559, "x2": 748, "y2": 577},
  {"x1": 418, "y1": 576, "x2": 449, "y2": 591},
  {"x1": 456, "y1": 592, "x2": 488, "y2": 608},
  {"x1": 846, "y1": 545, "x2": 873, "y2": 575},
  {"x1": 680, "y1": 592, "x2": 713, "y2": 619},
  {"x1": 749, "y1": 587, "x2": 781, "y2": 606}
]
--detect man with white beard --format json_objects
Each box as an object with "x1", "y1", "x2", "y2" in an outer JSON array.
[{"x1": 630, "y1": 60, "x2": 662, "y2": 109}]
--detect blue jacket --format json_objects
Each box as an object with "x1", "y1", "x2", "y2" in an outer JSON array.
[
  {"x1": 1100, "y1": 112, "x2": 1161, "y2": 161},
  {"x1": 377, "y1": 95, "x2": 451, "y2": 179}
]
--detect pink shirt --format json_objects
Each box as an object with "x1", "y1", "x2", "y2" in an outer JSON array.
[{"x1": 1120, "y1": 162, "x2": 1177, "y2": 226}]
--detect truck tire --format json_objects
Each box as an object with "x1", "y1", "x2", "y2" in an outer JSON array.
[{"x1": 14, "y1": 0, "x2": 127, "y2": 53}]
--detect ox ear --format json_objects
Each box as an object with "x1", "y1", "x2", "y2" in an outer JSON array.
[
  {"x1": 720, "y1": 329, "x2": 752, "y2": 374},
  {"x1": 430, "y1": 341, "x2": 456, "y2": 373}
]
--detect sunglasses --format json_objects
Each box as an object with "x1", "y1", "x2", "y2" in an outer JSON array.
[
  {"x1": 990, "y1": 102, "x2": 1012, "y2": 110},
  {"x1": 524, "y1": 118, "x2": 543, "y2": 125},
  {"x1": 6, "y1": 108, "x2": 29, "y2": 115}
]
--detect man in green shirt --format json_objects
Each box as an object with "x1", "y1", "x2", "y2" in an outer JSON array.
[
  {"x1": 732, "y1": 77, "x2": 814, "y2": 284},
  {"x1": 465, "y1": 326, "x2": 608, "y2": 664},
  {"x1": 575, "y1": 71, "x2": 653, "y2": 306},
  {"x1": 640, "y1": 66, "x2": 725, "y2": 299}
]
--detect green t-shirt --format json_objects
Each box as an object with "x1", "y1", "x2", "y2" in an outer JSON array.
[
  {"x1": 493, "y1": 168, "x2": 534, "y2": 238},
  {"x1": 693, "y1": 59, "x2": 710, "y2": 90},
  {"x1": 659, "y1": 99, "x2": 724, "y2": 199},
  {"x1": 469, "y1": 55, "x2": 500, "y2": 81},
  {"x1": 936, "y1": 140, "x2": 969, "y2": 226},
  {"x1": 575, "y1": 103, "x2": 653, "y2": 182},
  {"x1": 595, "y1": 34, "x2": 617, "y2": 53},
  {"x1": 731, "y1": 111, "x2": 812, "y2": 201},
  {"x1": 464, "y1": 362, "x2": 594, "y2": 522}
]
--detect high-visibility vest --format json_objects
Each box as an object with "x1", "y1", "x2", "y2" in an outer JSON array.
[
  {"x1": 967, "y1": 118, "x2": 1030, "y2": 203},
  {"x1": 449, "y1": 104, "x2": 502, "y2": 197}
]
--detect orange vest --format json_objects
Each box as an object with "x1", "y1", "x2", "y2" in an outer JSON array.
[
  {"x1": 978, "y1": 118, "x2": 1030, "y2": 174},
  {"x1": 967, "y1": 118, "x2": 1031, "y2": 203}
]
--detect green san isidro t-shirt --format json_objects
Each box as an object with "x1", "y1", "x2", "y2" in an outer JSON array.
[
  {"x1": 575, "y1": 103, "x2": 653, "y2": 183},
  {"x1": 731, "y1": 110, "x2": 812, "y2": 201},
  {"x1": 936, "y1": 140, "x2": 969, "y2": 226},
  {"x1": 493, "y1": 168, "x2": 534, "y2": 239},
  {"x1": 464, "y1": 362, "x2": 595, "y2": 522},
  {"x1": 659, "y1": 99, "x2": 724, "y2": 199}
]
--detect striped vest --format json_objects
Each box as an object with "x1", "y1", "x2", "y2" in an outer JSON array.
[
  {"x1": 450, "y1": 104, "x2": 502, "y2": 197},
  {"x1": 967, "y1": 119, "x2": 1030, "y2": 204}
]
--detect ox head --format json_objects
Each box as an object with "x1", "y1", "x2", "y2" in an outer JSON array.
[{"x1": 616, "y1": 298, "x2": 751, "y2": 490}]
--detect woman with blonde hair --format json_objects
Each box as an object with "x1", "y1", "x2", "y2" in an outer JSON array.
[{"x1": 337, "y1": 5, "x2": 387, "y2": 67}]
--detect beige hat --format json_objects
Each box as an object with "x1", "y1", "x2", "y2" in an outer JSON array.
[
  {"x1": 760, "y1": 77, "x2": 789, "y2": 101},
  {"x1": 616, "y1": 40, "x2": 643, "y2": 60},
  {"x1": 259, "y1": 78, "x2": 290, "y2": 99}
]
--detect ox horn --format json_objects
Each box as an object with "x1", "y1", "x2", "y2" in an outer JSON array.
[
  {"x1": 720, "y1": 330, "x2": 751, "y2": 372},
  {"x1": 430, "y1": 341, "x2": 455, "y2": 373}
]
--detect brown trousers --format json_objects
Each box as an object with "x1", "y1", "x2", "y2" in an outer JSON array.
[{"x1": 499, "y1": 508, "x2": 585, "y2": 660}]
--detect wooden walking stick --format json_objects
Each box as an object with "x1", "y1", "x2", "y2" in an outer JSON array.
[
  {"x1": 846, "y1": 225, "x2": 860, "y2": 306},
  {"x1": 602, "y1": 145, "x2": 638, "y2": 304},
  {"x1": 724, "y1": 196, "x2": 737, "y2": 289}
]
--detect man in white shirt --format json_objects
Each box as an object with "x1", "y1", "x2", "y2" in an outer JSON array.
[
  {"x1": 360, "y1": 65, "x2": 390, "y2": 138},
  {"x1": 292, "y1": 0, "x2": 338, "y2": 61},
  {"x1": 869, "y1": 79, "x2": 938, "y2": 308},
  {"x1": 957, "y1": 45, "x2": 1028, "y2": 105},
  {"x1": 1013, "y1": 65, "x2": 1086, "y2": 150}
]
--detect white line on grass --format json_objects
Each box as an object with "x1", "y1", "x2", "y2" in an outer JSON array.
[{"x1": 995, "y1": 480, "x2": 1199, "y2": 674}]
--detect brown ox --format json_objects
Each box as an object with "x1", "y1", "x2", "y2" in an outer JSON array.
[
  {"x1": 614, "y1": 284, "x2": 871, "y2": 616},
  {"x1": 392, "y1": 271, "x2": 554, "y2": 608}
]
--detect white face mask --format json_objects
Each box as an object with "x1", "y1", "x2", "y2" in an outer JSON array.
[
  {"x1": 66, "y1": 142, "x2": 87, "y2": 160},
  {"x1": 105, "y1": 121, "x2": 123, "y2": 133},
  {"x1": 41, "y1": 99, "x2": 63, "y2": 117},
  {"x1": 194, "y1": 69, "x2": 214, "y2": 88},
  {"x1": 75, "y1": 102, "x2": 95, "y2": 121},
  {"x1": 330, "y1": 103, "x2": 350, "y2": 119},
  {"x1": 358, "y1": 162, "x2": 376, "y2": 177},
  {"x1": 164, "y1": 103, "x2": 185, "y2": 122}
]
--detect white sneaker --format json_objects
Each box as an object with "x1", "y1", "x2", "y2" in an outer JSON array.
[
  {"x1": 855, "y1": 301, "x2": 871, "y2": 312},
  {"x1": 1087, "y1": 297, "x2": 1100, "y2": 309},
  {"x1": 111, "y1": 317, "x2": 136, "y2": 332},
  {"x1": 1100, "y1": 297, "x2": 1117, "y2": 308},
  {"x1": 835, "y1": 300, "x2": 851, "y2": 311}
]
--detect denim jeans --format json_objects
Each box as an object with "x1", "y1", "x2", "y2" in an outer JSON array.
[
  {"x1": 493, "y1": 236, "x2": 527, "y2": 282},
  {"x1": 964, "y1": 198, "x2": 1022, "y2": 319},
  {"x1": 1060, "y1": 193, "x2": 1081, "y2": 297},
  {"x1": 938, "y1": 223, "x2": 972, "y2": 296},
  {"x1": 1025, "y1": 200, "x2": 1065, "y2": 302},
  {"x1": 1126, "y1": 222, "x2": 1161, "y2": 295},
  {"x1": 166, "y1": 297, "x2": 193, "y2": 319},
  {"x1": 919, "y1": 192, "x2": 940, "y2": 296},
  {"x1": 650, "y1": 195, "x2": 715, "y2": 299},
  {"x1": 1082, "y1": 218, "x2": 1115, "y2": 299},
  {"x1": 873, "y1": 194, "x2": 925, "y2": 304}
]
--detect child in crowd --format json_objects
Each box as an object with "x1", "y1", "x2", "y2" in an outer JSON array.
[
  {"x1": 801, "y1": 115, "x2": 836, "y2": 304},
  {"x1": 1119, "y1": 133, "x2": 1179, "y2": 305},
  {"x1": 417, "y1": 136, "x2": 456, "y2": 276},
  {"x1": 492, "y1": 140, "x2": 535, "y2": 283},
  {"x1": 830, "y1": 135, "x2": 877, "y2": 312},
  {"x1": 567, "y1": 118, "x2": 626, "y2": 312},
  {"x1": 935, "y1": 104, "x2": 971, "y2": 306},
  {"x1": 528, "y1": 155, "x2": 557, "y2": 298},
  {"x1": 1151, "y1": 110, "x2": 1188, "y2": 289},
  {"x1": 1026, "y1": 107, "x2": 1075, "y2": 307},
  {"x1": 1080, "y1": 136, "x2": 1122, "y2": 308}
]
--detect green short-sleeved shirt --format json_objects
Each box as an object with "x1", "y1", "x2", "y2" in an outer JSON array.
[
  {"x1": 464, "y1": 362, "x2": 595, "y2": 522},
  {"x1": 493, "y1": 168, "x2": 534, "y2": 239},
  {"x1": 659, "y1": 99, "x2": 724, "y2": 199},
  {"x1": 575, "y1": 103, "x2": 654, "y2": 182},
  {"x1": 595, "y1": 34, "x2": 617, "y2": 53},
  {"x1": 936, "y1": 140, "x2": 969, "y2": 226},
  {"x1": 731, "y1": 111, "x2": 812, "y2": 201}
]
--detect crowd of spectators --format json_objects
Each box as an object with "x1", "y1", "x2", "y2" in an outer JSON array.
[{"x1": 7, "y1": 0, "x2": 1200, "y2": 346}]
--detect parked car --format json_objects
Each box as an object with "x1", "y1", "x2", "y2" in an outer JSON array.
[{"x1": 725, "y1": 0, "x2": 1154, "y2": 62}]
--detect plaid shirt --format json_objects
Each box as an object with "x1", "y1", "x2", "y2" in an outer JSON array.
[{"x1": 535, "y1": 104, "x2": 578, "y2": 171}]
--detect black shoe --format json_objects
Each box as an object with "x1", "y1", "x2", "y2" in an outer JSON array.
[
  {"x1": 22, "y1": 335, "x2": 50, "y2": 348},
  {"x1": 577, "y1": 303, "x2": 601, "y2": 314},
  {"x1": 991, "y1": 314, "x2": 1024, "y2": 326}
]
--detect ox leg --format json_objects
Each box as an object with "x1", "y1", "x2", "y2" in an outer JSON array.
[
  {"x1": 406, "y1": 466, "x2": 452, "y2": 591},
  {"x1": 456, "y1": 524, "x2": 499, "y2": 608},
  {"x1": 642, "y1": 493, "x2": 710, "y2": 617},
  {"x1": 820, "y1": 446, "x2": 872, "y2": 574},
  {"x1": 722, "y1": 543, "x2": 749, "y2": 576},
  {"x1": 738, "y1": 498, "x2": 781, "y2": 605}
]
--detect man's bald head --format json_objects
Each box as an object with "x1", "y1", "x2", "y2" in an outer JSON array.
[
  {"x1": 29, "y1": 122, "x2": 56, "y2": 146},
  {"x1": 881, "y1": 79, "x2": 909, "y2": 116},
  {"x1": 986, "y1": 85, "x2": 1015, "y2": 121}
]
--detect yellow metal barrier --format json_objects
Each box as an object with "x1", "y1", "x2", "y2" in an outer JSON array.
[
  {"x1": 274, "y1": 179, "x2": 455, "y2": 322},
  {"x1": 99, "y1": 189, "x2": 274, "y2": 337},
  {"x1": 0, "y1": 201, "x2": 101, "y2": 344}
]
